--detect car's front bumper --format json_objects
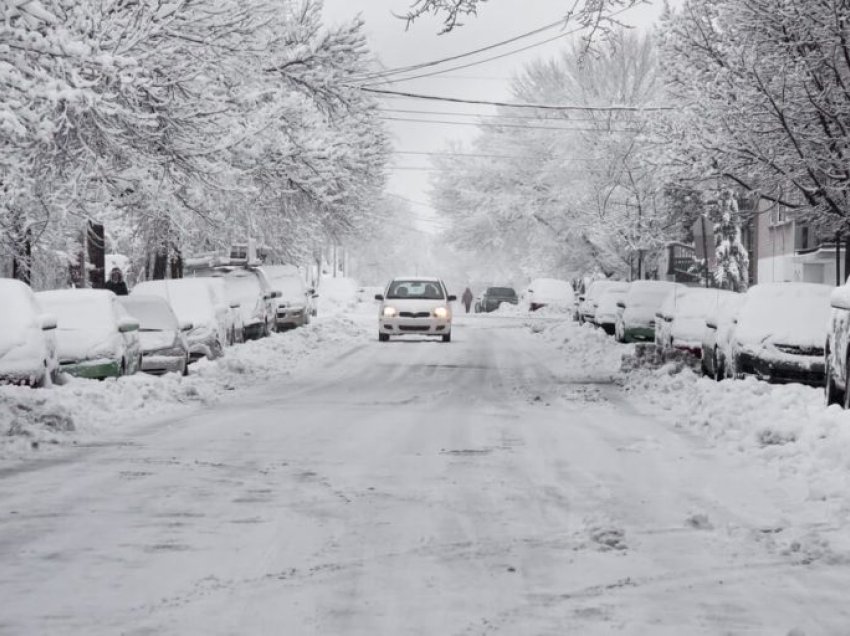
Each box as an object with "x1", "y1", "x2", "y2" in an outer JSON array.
[
  {"x1": 380, "y1": 317, "x2": 450, "y2": 336},
  {"x1": 735, "y1": 350, "x2": 824, "y2": 386},
  {"x1": 141, "y1": 354, "x2": 185, "y2": 376},
  {"x1": 275, "y1": 308, "x2": 306, "y2": 327},
  {"x1": 623, "y1": 325, "x2": 655, "y2": 342},
  {"x1": 60, "y1": 358, "x2": 121, "y2": 379}
]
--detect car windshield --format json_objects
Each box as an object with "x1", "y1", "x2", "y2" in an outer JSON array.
[
  {"x1": 387, "y1": 280, "x2": 445, "y2": 300},
  {"x1": 121, "y1": 298, "x2": 177, "y2": 331},
  {"x1": 487, "y1": 287, "x2": 516, "y2": 298},
  {"x1": 225, "y1": 274, "x2": 262, "y2": 304}
]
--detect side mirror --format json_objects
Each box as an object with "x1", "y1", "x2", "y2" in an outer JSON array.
[
  {"x1": 732, "y1": 317, "x2": 738, "y2": 325},
  {"x1": 118, "y1": 317, "x2": 139, "y2": 333},
  {"x1": 38, "y1": 313, "x2": 57, "y2": 331},
  {"x1": 706, "y1": 319, "x2": 717, "y2": 329},
  {"x1": 447, "y1": 294, "x2": 457, "y2": 302},
  {"x1": 271, "y1": 290, "x2": 282, "y2": 299},
  {"x1": 616, "y1": 301, "x2": 625, "y2": 309},
  {"x1": 179, "y1": 320, "x2": 193, "y2": 332},
  {"x1": 578, "y1": 295, "x2": 586, "y2": 302},
  {"x1": 307, "y1": 287, "x2": 315, "y2": 295},
  {"x1": 374, "y1": 294, "x2": 384, "y2": 301},
  {"x1": 528, "y1": 289, "x2": 534, "y2": 294},
  {"x1": 230, "y1": 301, "x2": 241, "y2": 309}
]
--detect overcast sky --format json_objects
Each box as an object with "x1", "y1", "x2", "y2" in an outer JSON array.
[{"x1": 321, "y1": 1, "x2": 672, "y2": 232}]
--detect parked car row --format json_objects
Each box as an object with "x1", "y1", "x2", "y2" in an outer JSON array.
[
  {"x1": 0, "y1": 265, "x2": 318, "y2": 386},
  {"x1": 579, "y1": 278, "x2": 838, "y2": 398}
]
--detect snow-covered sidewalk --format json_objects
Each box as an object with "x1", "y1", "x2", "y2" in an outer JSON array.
[{"x1": 0, "y1": 309, "x2": 370, "y2": 459}]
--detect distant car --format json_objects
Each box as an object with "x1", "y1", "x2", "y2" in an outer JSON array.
[
  {"x1": 594, "y1": 286, "x2": 629, "y2": 336},
  {"x1": 578, "y1": 280, "x2": 630, "y2": 325},
  {"x1": 479, "y1": 286, "x2": 518, "y2": 313},
  {"x1": 132, "y1": 279, "x2": 229, "y2": 361},
  {"x1": 263, "y1": 265, "x2": 317, "y2": 329},
  {"x1": 36, "y1": 289, "x2": 141, "y2": 379},
  {"x1": 375, "y1": 277, "x2": 456, "y2": 342},
  {"x1": 526, "y1": 278, "x2": 575, "y2": 312},
  {"x1": 655, "y1": 287, "x2": 734, "y2": 358},
  {"x1": 0, "y1": 279, "x2": 58, "y2": 387},
  {"x1": 119, "y1": 295, "x2": 191, "y2": 376},
  {"x1": 220, "y1": 268, "x2": 279, "y2": 340},
  {"x1": 615, "y1": 280, "x2": 684, "y2": 343},
  {"x1": 701, "y1": 291, "x2": 744, "y2": 380},
  {"x1": 729, "y1": 282, "x2": 831, "y2": 386}
]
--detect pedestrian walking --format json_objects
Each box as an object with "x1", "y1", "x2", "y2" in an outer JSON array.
[{"x1": 462, "y1": 287, "x2": 474, "y2": 313}]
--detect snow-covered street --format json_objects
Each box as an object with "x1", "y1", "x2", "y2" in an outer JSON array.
[{"x1": 2, "y1": 310, "x2": 849, "y2": 635}]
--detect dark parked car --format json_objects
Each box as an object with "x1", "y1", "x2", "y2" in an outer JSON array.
[{"x1": 478, "y1": 286, "x2": 518, "y2": 313}]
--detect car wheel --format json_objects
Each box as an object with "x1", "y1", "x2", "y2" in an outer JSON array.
[
  {"x1": 826, "y1": 353, "x2": 843, "y2": 406},
  {"x1": 182, "y1": 356, "x2": 190, "y2": 376},
  {"x1": 378, "y1": 333, "x2": 389, "y2": 342},
  {"x1": 442, "y1": 332, "x2": 451, "y2": 343}
]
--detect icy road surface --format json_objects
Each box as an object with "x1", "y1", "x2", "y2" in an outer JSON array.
[{"x1": 1, "y1": 314, "x2": 848, "y2": 635}]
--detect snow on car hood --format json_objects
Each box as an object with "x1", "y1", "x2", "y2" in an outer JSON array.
[
  {"x1": 139, "y1": 330, "x2": 177, "y2": 353},
  {"x1": 54, "y1": 328, "x2": 119, "y2": 362},
  {"x1": 528, "y1": 278, "x2": 575, "y2": 306},
  {"x1": 736, "y1": 283, "x2": 832, "y2": 348}
]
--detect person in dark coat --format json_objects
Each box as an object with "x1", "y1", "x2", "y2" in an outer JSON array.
[
  {"x1": 105, "y1": 267, "x2": 129, "y2": 296},
  {"x1": 461, "y1": 287, "x2": 474, "y2": 313}
]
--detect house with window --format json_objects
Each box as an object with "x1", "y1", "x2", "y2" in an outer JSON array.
[{"x1": 753, "y1": 196, "x2": 845, "y2": 286}]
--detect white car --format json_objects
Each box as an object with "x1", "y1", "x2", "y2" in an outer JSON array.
[
  {"x1": 526, "y1": 278, "x2": 575, "y2": 312},
  {"x1": 219, "y1": 268, "x2": 279, "y2": 340},
  {"x1": 579, "y1": 280, "x2": 630, "y2": 324},
  {"x1": 0, "y1": 279, "x2": 58, "y2": 387},
  {"x1": 655, "y1": 287, "x2": 734, "y2": 358},
  {"x1": 593, "y1": 286, "x2": 629, "y2": 336},
  {"x1": 132, "y1": 279, "x2": 229, "y2": 361},
  {"x1": 263, "y1": 265, "x2": 317, "y2": 329},
  {"x1": 375, "y1": 277, "x2": 456, "y2": 342},
  {"x1": 119, "y1": 295, "x2": 192, "y2": 376},
  {"x1": 729, "y1": 282, "x2": 831, "y2": 386},
  {"x1": 36, "y1": 289, "x2": 141, "y2": 380}
]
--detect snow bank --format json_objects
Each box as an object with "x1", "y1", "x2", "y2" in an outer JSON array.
[
  {"x1": 626, "y1": 366, "x2": 850, "y2": 500},
  {"x1": 528, "y1": 318, "x2": 626, "y2": 380},
  {"x1": 0, "y1": 313, "x2": 368, "y2": 458}
]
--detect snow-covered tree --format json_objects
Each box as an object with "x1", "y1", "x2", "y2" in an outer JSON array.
[{"x1": 711, "y1": 189, "x2": 749, "y2": 291}]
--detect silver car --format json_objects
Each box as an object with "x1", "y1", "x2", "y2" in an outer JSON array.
[{"x1": 119, "y1": 296, "x2": 192, "y2": 376}]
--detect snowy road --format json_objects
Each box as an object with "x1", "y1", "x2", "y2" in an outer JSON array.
[{"x1": 1, "y1": 314, "x2": 849, "y2": 635}]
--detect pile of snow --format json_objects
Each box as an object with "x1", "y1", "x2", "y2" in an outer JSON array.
[
  {"x1": 318, "y1": 276, "x2": 359, "y2": 315},
  {"x1": 626, "y1": 366, "x2": 850, "y2": 500},
  {"x1": 529, "y1": 318, "x2": 627, "y2": 380},
  {"x1": 0, "y1": 313, "x2": 368, "y2": 458}
]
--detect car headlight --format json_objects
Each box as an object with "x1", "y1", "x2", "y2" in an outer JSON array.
[
  {"x1": 433, "y1": 307, "x2": 449, "y2": 319},
  {"x1": 383, "y1": 307, "x2": 398, "y2": 317}
]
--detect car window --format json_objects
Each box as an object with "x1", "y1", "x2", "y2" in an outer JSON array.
[
  {"x1": 387, "y1": 280, "x2": 445, "y2": 300},
  {"x1": 487, "y1": 287, "x2": 516, "y2": 297}
]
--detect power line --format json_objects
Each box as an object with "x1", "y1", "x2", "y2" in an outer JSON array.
[
  {"x1": 356, "y1": 18, "x2": 566, "y2": 82},
  {"x1": 380, "y1": 115, "x2": 642, "y2": 133},
  {"x1": 362, "y1": 6, "x2": 635, "y2": 87},
  {"x1": 366, "y1": 88, "x2": 673, "y2": 112},
  {"x1": 378, "y1": 107, "x2": 618, "y2": 123}
]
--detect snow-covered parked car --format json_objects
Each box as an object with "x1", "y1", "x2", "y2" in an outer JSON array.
[
  {"x1": 478, "y1": 286, "x2": 518, "y2": 313},
  {"x1": 0, "y1": 279, "x2": 58, "y2": 387},
  {"x1": 262, "y1": 265, "x2": 317, "y2": 329},
  {"x1": 132, "y1": 279, "x2": 229, "y2": 361},
  {"x1": 119, "y1": 295, "x2": 191, "y2": 376},
  {"x1": 578, "y1": 280, "x2": 629, "y2": 324},
  {"x1": 700, "y1": 291, "x2": 745, "y2": 380},
  {"x1": 615, "y1": 280, "x2": 684, "y2": 343},
  {"x1": 220, "y1": 268, "x2": 279, "y2": 339},
  {"x1": 376, "y1": 277, "x2": 456, "y2": 342},
  {"x1": 200, "y1": 276, "x2": 243, "y2": 345},
  {"x1": 36, "y1": 289, "x2": 141, "y2": 380},
  {"x1": 729, "y1": 282, "x2": 831, "y2": 386},
  {"x1": 526, "y1": 278, "x2": 575, "y2": 312},
  {"x1": 824, "y1": 282, "x2": 850, "y2": 406},
  {"x1": 593, "y1": 286, "x2": 629, "y2": 335},
  {"x1": 655, "y1": 287, "x2": 735, "y2": 358}
]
